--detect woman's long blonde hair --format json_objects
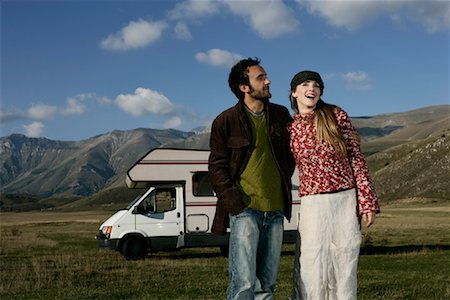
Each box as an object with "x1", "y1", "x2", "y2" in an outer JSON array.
[{"x1": 314, "y1": 99, "x2": 348, "y2": 157}]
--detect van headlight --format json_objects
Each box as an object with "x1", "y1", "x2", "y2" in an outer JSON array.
[{"x1": 101, "y1": 226, "x2": 113, "y2": 238}]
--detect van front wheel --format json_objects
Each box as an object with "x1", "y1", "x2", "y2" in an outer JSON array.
[{"x1": 121, "y1": 237, "x2": 147, "y2": 260}]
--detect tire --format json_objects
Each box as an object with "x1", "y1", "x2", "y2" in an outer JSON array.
[
  {"x1": 121, "y1": 237, "x2": 147, "y2": 260},
  {"x1": 219, "y1": 245, "x2": 229, "y2": 257}
]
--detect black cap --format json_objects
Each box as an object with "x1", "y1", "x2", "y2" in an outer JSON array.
[{"x1": 290, "y1": 70, "x2": 324, "y2": 95}]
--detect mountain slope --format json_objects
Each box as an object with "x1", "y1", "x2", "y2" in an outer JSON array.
[
  {"x1": 367, "y1": 129, "x2": 450, "y2": 201},
  {"x1": 351, "y1": 104, "x2": 450, "y2": 129},
  {"x1": 0, "y1": 129, "x2": 193, "y2": 196},
  {"x1": 361, "y1": 115, "x2": 450, "y2": 155},
  {"x1": 352, "y1": 104, "x2": 450, "y2": 145}
]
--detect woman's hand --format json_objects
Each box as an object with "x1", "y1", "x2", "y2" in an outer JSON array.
[{"x1": 362, "y1": 211, "x2": 376, "y2": 228}]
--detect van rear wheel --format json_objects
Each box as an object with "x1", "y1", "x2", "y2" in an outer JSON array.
[{"x1": 121, "y1": 237, "x2": 147, "y2": 260}]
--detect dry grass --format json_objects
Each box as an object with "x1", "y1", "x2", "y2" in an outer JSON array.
[
  {"x1": 360, "y1": 200, "x2": 450, "y2": 247},
  {"x1": 0, "y1": 210, "x2": 111, "y2": 225},
  {"x1": 1, "y1": 201, "x2": 449, "y2": 299}
]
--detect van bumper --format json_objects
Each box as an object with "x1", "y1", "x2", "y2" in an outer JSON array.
[{"x1": 95, "y1": 234, "x2": 119, "y2": 250}]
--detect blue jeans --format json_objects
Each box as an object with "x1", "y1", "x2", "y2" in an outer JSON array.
[{"x1": 227, "y1": 208, "x2": 284, "y2": 300}]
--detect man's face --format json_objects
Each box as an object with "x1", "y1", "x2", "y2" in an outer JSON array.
[{"x1": 244, "y1": 65, "x2": 271, "y2": 101}]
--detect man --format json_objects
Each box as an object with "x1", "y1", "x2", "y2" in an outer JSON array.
[{"x1": 208, "y1": 57, "x2": 295, "y2": 299}]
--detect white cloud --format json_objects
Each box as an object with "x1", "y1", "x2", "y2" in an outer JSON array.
[
  {"x1": 407, "y1": 1, "x2": 450, "y2": 33},
  {"x1": 115, "y1": 87, "x2": 175, "y2": 116},
  {"x1": 168, "y1": 0, "x2": 221, "y2": 20},
  {"x1": 297, "y1": 0, "x2": 449, "y2": 32},
  {"x1": 23, "y1": 121, "x2": 44, "y2": 138},
  {"x1": 76, "y1": 93, "x2": 112, "y2": 105},
  {"x1": 164, "y1": 116, "x2": 182, "y2": 128},
  {"x1": 100, "y1": 19, "x2": 167, "y2": 51},
  {"x1": 168, "y1": 0, "x2": 299, "y2": 39},
  {"x1": 28, "y1": 104, "x2": 58, "y2": 120},
  {"x1": 342, "y1": 72, "x2": 371, "y2": 90},
  {"x1": 28, "y1": 96, "x2": 92, "y2": 121},
  {"x1": 297, "y1": 0, "x2": 397, "y2": 30},
  {"x1": 225, "y1": 0, "x2": 299, "y2": 39},
  {"x1": 0, "y1": 110, "x2": 25, "y2": 123},
  {"x1": 25, "y1": 94, "x2": 108, "y2": 122},
  {"x1": 343, "y1": 72, "x2": 369, "y2": 82},
  {"x1": 96, "y1": 96, "x2": 113, "y2": 105},
  {"x1": 196, "y1": 49, "x2": 244, "y2": 68},
  {"x1": 174, "y1": 22, "x2": 192, "y2": 40},
  {"x1": 390, "y1": 13, "x2": 403, "y2": 26},
  {"x1": 1, "y1": 93, "x2": 112, "y2": 138},
  {"x1": 61, "y1": 98, "x2": 86, "y2": 115}
]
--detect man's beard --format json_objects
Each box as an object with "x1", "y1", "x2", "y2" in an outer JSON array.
[{"x1": 248, "y1": 84, "x2": 271, "y2": 101}]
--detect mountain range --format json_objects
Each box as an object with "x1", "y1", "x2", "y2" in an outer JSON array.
[{"x1": 1, "y1": 104, "x2": 449, "y2": 211}]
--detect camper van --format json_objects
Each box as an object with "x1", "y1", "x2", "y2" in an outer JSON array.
[{"x1": 96, "y1": 148, "x2": 300, "y2": 259}]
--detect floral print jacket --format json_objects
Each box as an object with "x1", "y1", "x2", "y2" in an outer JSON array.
[{"x1": 289, "y1": 107, "x2": 380, "y2": 215}]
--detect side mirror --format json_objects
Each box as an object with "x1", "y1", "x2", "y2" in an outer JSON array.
[{"x1": 132, "y1": 205, "x2": 144, "y2": 214}]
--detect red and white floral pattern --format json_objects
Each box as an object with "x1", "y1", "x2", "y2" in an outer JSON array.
[{"x1": 289, "y1": 108, "x2": 380, "y2": 214}]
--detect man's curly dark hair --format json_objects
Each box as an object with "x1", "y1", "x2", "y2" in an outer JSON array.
[{"x1": 228, "y1": 57, "x2": 261, "y2": 101}]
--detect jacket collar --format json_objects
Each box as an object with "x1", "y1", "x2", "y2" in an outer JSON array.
[{"x1": 235, "y1": 99, "x2": 269, "y2": 115}]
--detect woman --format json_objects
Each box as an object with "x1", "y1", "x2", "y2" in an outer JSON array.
[{"x1": 289, "y1": 70, "x2": 380, "y2": 300}]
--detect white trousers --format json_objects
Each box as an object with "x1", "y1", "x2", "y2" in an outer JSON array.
[{"x1": 293, "y1": 189, "x2": 361, "y2": 300}]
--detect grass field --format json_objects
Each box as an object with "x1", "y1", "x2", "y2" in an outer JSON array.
[{"x1": 1, "y1": 200, "x2": 449, "y2": 300}]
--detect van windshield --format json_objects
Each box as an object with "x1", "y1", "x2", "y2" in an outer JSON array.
[{"x1": 126, "y1": 192, "x2": 146, "y2": 210}]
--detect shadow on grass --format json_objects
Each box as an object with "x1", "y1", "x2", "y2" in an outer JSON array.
[
  {"x1": 146, "y1": 250, "x2": 226, "y2": 260},
  {"x1": 360, "y1": 244, "x2": 450, "y2": 255},
  {"x1": 144, "y1": 244, "x2": 450, "y2": 260},
  {"x1": 283, "y1": 244, "x2": 450, "y2": 256}
]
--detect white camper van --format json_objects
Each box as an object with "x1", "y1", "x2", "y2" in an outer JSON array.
[{"x1": 96, "y1": 148, "x2": 300, "y2": 259}]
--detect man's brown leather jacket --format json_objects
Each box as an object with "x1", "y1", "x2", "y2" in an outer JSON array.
[{"x1": 208, "y1": 100, "x2": 295, "y2": 234}]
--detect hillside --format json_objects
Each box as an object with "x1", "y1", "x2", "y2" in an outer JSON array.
[
  {"x1": 0, "y1": 104, "x2": 449, "y2": 210},
  {"x1": 351, "y1": 105, "x2": 450, "y2": 131},
  {"x1": 367, "y1": 129, "x2": 450, "y2": 201},
  {"x1": 361, "y1": 115, "x2": 450, "y2": 155},
  {"x1": 0, "y1": 129, "x2": 193, "y2": 197}
]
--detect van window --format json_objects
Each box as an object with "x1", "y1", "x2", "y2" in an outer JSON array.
[
  {"x1": 154, "y1": 188, "x2": 176, "y2": 213},
  {"x1": 192, "y1": 172, "x2": 215, "y2": 196},
  {"x1": 138, "y1": 187, "x2": 176, "y2": 214}
]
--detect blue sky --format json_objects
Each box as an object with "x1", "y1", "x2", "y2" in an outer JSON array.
[{"x1": 1, "y1": 0, "x2": 449, "y2": 141}]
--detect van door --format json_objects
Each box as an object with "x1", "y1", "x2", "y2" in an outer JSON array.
[{"x1": 134, "y1": 185, "x2": 185, "y2": 251}]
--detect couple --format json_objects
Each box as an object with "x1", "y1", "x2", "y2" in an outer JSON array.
[{"x1": 208, "y1": 57, "x2": 380, "y2": 300}]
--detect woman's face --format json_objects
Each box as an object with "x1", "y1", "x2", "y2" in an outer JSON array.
[{"x1": 291, "y1": 79, "x2": 321, "y2": 114}]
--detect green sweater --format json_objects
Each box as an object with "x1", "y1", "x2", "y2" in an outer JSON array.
[{"x1": 237, "y1": 111, "x2": 284, "y2": 212}]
